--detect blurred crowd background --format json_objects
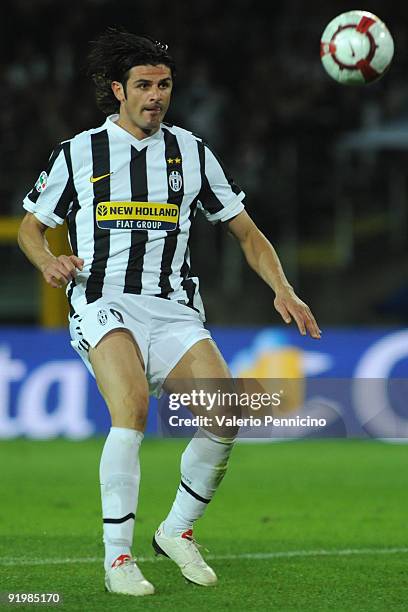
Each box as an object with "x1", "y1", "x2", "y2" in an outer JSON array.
[{"x1": 2, "y1": 0, "x2": 408, "y2": 326}]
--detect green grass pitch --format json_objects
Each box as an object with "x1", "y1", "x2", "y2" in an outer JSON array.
[{"x1": 1, "y1": 438, "x2": 408, "y2": 611}]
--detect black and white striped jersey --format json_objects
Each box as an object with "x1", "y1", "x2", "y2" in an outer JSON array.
[{"x1": 23, "y1": 114, "x2": 245, "y2": 318}]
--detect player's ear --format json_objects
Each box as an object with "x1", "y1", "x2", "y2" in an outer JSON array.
[{"x1": 111, "y1": 81, "x2": 126, "y2": 103}]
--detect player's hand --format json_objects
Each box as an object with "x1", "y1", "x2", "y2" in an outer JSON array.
[
  {"x1": 274, "y1": 287, "x2": 321, "y2": 339},
  {"x1": 41, "y1": 255, "x2": 84, "y2": 289}
]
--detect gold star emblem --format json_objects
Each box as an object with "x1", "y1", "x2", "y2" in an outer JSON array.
[
  {"x1": 167, "y1": 158, "x2": 174, "y2": 164},
  {"x1": 174, "y1": 157, "x2": 182, "y2": 164}
]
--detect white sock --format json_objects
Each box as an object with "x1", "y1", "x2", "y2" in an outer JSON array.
[
  {"x1": 163, "y1": 428, "x2": 235, "y2": 537},
  {"x1": 100, "y1": 426, "x2": 143, "y2": 570}
]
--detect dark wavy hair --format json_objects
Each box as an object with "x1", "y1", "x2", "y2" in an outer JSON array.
[{"x1": 87, "y1": 27, "x2": 176, "y2": 114}]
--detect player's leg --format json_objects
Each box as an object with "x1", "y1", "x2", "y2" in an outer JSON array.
[
  {"x1": 89, "y1": 329, "x2": 153, "y2": 596},
  {"x1": 164, "y1": 337, "x2": 238, "y2": 434},
  {"x1": 153, "y1": 339, "x2": 238, "y2": 585},
  {"x1": 90, "y1": 328, "x2": 148, "y2": 430}
]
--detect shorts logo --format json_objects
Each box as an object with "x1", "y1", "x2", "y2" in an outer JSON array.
[
  {"x1": 35, "y1": 171, "x2": 48, "y2": 193},
  {"x1": 110, "y1": 308, "x2": 124, "y2": 324},
  {"x1": 169, "y1": 171, "x2": 182, "y2": 192},
  {"x1": 96, "y1": 202, "x2": 179, "y2": 231},
  {"x1": 97, "y1": 309, "x2": 108, "y2": 325}
]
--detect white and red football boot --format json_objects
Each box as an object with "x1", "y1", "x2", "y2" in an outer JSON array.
[
  {"x1": 105, "y1": 553, "x2": 154, "y2": 596},
  {"x1": 152, "y1": 523, "x2": 217, "y2": 586}
]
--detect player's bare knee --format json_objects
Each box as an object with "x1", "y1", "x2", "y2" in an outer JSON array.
[
  {"x1": 110, "y1": 403, "x2": 149, "y2": 431},
  {"x1": 111, "y1": 410, "x2": 148, "y2": 431},
  {"x1": 206, "y1": 401, "x2": 239, "y2": 439},
  {"x1": 103, "y1": 384, "x2": 149, "y2": 428}
]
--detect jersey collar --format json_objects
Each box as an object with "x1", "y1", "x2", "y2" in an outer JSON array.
[{"x1": 105, "y1": 114, "x2": 163, "y2": 148}]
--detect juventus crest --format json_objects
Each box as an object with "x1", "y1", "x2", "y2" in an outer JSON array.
[{"x1": 168, "y1": 170, "x2": 183, "y2": 192}]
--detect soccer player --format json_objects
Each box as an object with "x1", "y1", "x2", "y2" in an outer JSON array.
[{"x1": 18, "y1": 28, "x2": 321, "y2": 597}]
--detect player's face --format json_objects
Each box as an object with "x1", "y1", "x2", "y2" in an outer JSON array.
[{"x1": 112, "y1": 64, "x2": 173, "y2": 139}]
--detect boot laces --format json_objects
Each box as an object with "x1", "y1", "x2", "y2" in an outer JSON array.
[
  {"x1": 182, "y1": 530, "x2": 209, "y2": 554},
  {"x1": 112, "y1": 555, "x2": 139, "y2": 570}
]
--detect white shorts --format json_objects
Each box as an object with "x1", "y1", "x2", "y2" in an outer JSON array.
[{"x1": 69, "y1": 295, "x2": 212, "y2": 397}]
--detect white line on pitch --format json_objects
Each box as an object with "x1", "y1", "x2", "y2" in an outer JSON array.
[{"x1": 1, "y1": 547, "x2": 408, "y2": 567}]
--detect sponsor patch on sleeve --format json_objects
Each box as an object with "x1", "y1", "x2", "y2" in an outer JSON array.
[
  {"x1": 35, "y1": 171, "x2": 48, "y2": 193},
  {"x1": 96, "y1": 202, "x2": 179, "y2": 230}
]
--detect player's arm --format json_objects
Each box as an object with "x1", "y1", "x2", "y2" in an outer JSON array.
[
  {"x1": 18, "y1": 212, "x2": 83, "y2": 289},
  {"x1": 227, "y1": 210, "x2": 321, "y2": 339}
]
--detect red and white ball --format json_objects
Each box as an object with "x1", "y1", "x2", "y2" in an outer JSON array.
[{"x1": 320, "y1": 11, "x2": 394, "y2": 85}]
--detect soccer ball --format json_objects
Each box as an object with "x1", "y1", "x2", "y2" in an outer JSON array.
[{"x1": 320, "y1": 11, "x2": 394, "y2": 85}]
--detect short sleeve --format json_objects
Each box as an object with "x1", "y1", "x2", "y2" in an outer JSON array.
[
  {"x1": 23, "y1": 142, "x2": 73, "y2": 228},
  {"x1": 197, "y1": 143, "x2": 245, "y2": 224}
]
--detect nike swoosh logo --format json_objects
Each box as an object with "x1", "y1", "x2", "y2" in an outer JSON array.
[{"x1": 90, "y1": 172, "x2": 113, "y2": 183}]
